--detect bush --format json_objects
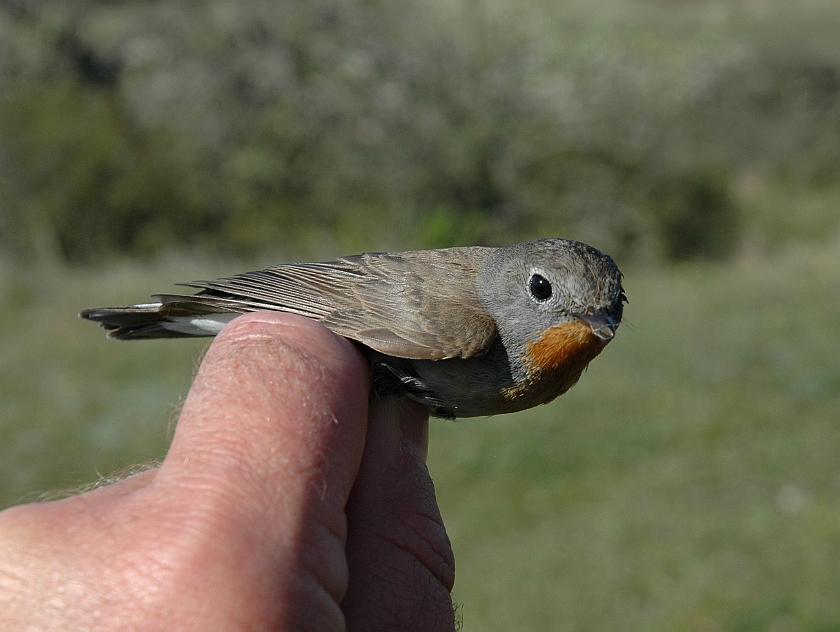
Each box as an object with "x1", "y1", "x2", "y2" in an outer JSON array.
[
  {"x1": 651, "y1": 171, "x2": 739, "y2": 261},
  {"x1": 2, "y1": 0, "x2": 840, "y2": 263}
]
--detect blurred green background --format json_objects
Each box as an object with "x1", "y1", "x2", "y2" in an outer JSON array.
[{"x1": 1, "y1": 0, "x2": 839, "y2": 629}]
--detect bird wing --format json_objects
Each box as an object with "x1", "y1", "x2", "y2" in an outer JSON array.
[{"x1": 173, "y1": 248, "x2": 498, "y2": 360}]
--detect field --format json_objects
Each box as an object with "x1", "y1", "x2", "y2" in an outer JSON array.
[{"x1": 2, "y1": 236, "x2": 839, "y2": 630}]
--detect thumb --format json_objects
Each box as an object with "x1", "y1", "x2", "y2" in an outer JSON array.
[{"x1": 158, "y1": 312, "x2": 371, "y2": 628}]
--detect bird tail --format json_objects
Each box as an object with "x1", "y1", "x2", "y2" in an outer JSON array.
[{"x1": 80, "y1": 295, "x2": 243, "y2": 340}]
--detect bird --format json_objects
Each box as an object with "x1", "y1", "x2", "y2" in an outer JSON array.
[{"x1": 81, "y1": 238, "x2": 627, "y2": 419}]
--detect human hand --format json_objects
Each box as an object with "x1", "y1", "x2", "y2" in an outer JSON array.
[{"x1": 0, "y1": 313, "x2": 455, "y2": 631}]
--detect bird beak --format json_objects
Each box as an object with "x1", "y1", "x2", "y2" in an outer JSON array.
[{"x1": 575, "y1": 310, "x2": 616, "y2": 341}]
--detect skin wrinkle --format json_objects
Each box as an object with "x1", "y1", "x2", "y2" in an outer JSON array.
[
  {"x1": 3, "y1": 313, "x2": 461, "y2": 630},
  {"x1": 219, "y1": 315, "x2": 362, "y2": 393},
  {"x1": 170, "y1": 320, "x2": 359, "y2": 516},
  {"x1": 28, "y1": 497, "x2": 189, "y2": 629},
  {"x1": 285, "y1": 565, "x2": 348, "y2": 632},
  {"x1": 406, "y1": 566, "x2": 457, "y2": 631},
  {"x1": 375, "y1": 511, "x2": 455, "y2": 592},
  {"x1": 108, "y1": 545, "x2": 181, "y2": 628},
  {"x1": 209, "y1": 325, "x2": 360, "y2": 503},
  {"x1": 158, "y1": 314, "x2": 369, "y2": 626},
  {"x1": 67, "y1": 388, "x2": 324, "y2": 628},
  {"x1": 342, "y1": 395, "x2": 456, "y2": 631},
  {"x1": 356, "y1": 552, "x2": 454, "y2": 632}
]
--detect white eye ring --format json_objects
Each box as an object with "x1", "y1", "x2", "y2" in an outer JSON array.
[{"x1": 529, "y1": 273, "x2": 552, "y2": 302}]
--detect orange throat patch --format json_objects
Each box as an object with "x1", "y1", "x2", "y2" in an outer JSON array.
[{"x1": 505, "y1": 320, "x2": 609, "y2": 406}]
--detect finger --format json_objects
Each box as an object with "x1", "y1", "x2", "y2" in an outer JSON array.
[
  {"x1": 341, "y1": 398, "x2": 456, "y2": 632},
  {"x1": 157, "y1": 312, "x2": 371, "y2": 628},
  {"x1": 0, "y1": 313, "x2": 372, "y2": 631}
]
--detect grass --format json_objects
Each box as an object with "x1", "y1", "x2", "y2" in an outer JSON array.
[
  {"x1": 0, "y1": 257, "x2": 212, "y2": 504},
  {"x1": 430, "y1": 238, "x2": 840, "y2": 630},
  {"x1": 2, "y1": 237, "x2": 840, "y2": 629}
]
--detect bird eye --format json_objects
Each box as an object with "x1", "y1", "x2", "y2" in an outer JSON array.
[{"x1": 529, "y1": 274, "x2": 552, "y2": 301}]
